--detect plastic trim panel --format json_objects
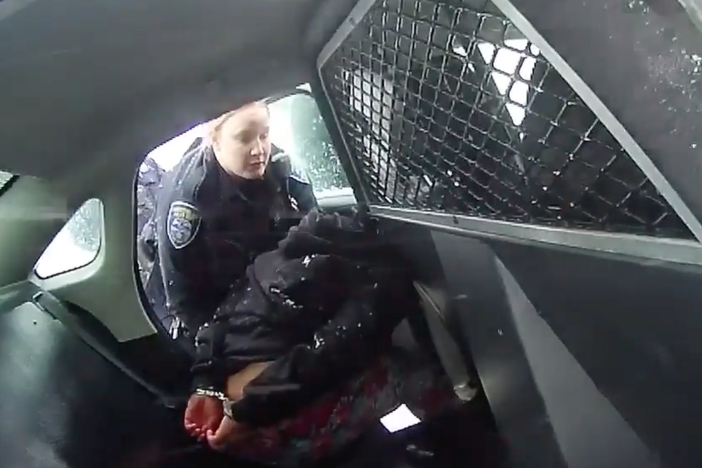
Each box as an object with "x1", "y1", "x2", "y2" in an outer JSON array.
[{"x1": 373, "y1": 206, "x2": 702, "y2": 266}]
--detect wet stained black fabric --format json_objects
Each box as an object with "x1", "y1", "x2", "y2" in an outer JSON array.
[
  {"x1": 151, "y1": 145, "x2": 317, "y2": 334},
  {"x1": 191, "y1": 209, "x2": 419, "y2": 427}
]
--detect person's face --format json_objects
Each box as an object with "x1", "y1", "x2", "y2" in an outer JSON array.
[{"x1": 214, "y1": 104, "x2": 271, "y2": 180}]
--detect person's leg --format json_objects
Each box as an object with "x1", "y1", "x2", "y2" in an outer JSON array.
[
  {"x1": 220, "y1": 364, "x2": 400, "y2": 467},
  {"x1": 258, "y1": 347, "x2": 461, "y2": 467},
  {"x1": 382, "y1": 346, "x2": 462, "y2": 420}
]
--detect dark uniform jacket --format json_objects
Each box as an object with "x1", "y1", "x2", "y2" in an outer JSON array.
[
  {"x1": 191, "y1": 209, "x2": 418, "y2": 427},
  {"x1": 153, "y1": 145, "x2": 317, "y2": 334}
]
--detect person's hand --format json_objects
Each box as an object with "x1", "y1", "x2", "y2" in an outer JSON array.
[
  {"x1": 183, "y1": 394, "x2": 222, "y2": 441},
  {"x1": 201, "y1": 363, "x2": 271, "y2": 451},
  {"x1": 206, "y1": 415, "x2": 254, "y2": 451}
]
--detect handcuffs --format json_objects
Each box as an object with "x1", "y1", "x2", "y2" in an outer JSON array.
[{"x1": 195, "y1": 388, "x2": 236, "y2": 420}]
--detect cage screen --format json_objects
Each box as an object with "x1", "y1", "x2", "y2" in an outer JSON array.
[{"x1": 320, "y1": 0, "x2": 692, "y2": 238}]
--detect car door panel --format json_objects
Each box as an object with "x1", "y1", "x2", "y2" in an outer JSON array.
[
  {"x1": 378, "y1": 215, "x2": 679, "y2": 467},
  {"x1": 0, "y1": 282, "x2": 181, "y2": 468},
  {"x1": 490, "y1": 240, "x2": 702, "y2": 468}
]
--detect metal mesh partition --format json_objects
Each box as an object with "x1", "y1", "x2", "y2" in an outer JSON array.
[{"x1": 320, "y1": 0, "x2": 693, "y2": 238}]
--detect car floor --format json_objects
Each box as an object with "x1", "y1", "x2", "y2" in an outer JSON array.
[
  {"x1": 157, "y1": 393, "x2": 506, "y2": 468},
  {"x1": 157, "y1": 323, "x2": 507, "y2": 468},
  {"x1": 0, "y1": 298, "x2": 183, "y2": 468},
  {"x1": 0, "y1": 291, "x2": 505, "y2": 468}
]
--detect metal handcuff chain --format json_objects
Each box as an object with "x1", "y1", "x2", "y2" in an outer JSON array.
[{"x1": 194, "y1": 388, "x2": 236, "y2": 420}]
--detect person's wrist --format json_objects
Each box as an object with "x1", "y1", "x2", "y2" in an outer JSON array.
[
  {"x1": 194, "y1": 388, "x2": 227, "y2": 400},
  {"x1": 194, "y1": 388, "x2": 238, "y2": 422},
  {"x1": 191, "y1": 372, "x2": 227, "y2": 394}
]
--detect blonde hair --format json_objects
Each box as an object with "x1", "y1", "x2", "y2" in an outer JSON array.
[{"x1": 204, "y1": 100, "x2": 269, "y2": 147}]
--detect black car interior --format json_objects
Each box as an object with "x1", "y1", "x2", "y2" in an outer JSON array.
[{"x1": 2, "y1": 0, "x2": 702, "y2": 467}]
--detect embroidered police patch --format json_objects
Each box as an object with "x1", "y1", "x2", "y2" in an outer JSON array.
[{"x1": 167, "y1": 201, "x2": 201, "y2": 249}]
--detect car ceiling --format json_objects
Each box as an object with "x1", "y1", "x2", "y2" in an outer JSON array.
[
  {"x1": 0, "y1": 0, "x2": 350, "y2": 183},
  {"x1": 0, "y1": 0, "x2": 357, "y2": 341}
]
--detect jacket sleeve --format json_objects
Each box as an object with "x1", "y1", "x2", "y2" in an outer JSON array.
[
  {"x1": 189, "y1": 272, "x2": 273, "y2": 393},
  {"x1": 158, "y1": 200, "x2": 251, "y2": 335},
  {"x1": 158, "y1": 221, "x2": 220, "y2": 335},
  {"x1": 227, "y1": 275, "x2": 415, "y2": 426},
  {"x1": 189, "y1": 315, "x2": 231, "y2": 392}
]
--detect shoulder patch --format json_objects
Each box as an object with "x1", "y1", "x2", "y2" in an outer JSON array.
[
  {"x1": 289, "y1": 160, "x2": 311, "y2": 185},
  {"x1": 167, "y1": 201, "x2": 201, "y2": 249}
]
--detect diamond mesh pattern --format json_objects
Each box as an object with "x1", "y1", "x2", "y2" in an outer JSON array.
[{"x1": 320, "y1": 0, "x2": 692, "y2": 238}]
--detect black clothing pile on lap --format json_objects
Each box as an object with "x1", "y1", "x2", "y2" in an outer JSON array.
[{"x1": 191, "y1": 208, "x2": 419, "y2": 426}]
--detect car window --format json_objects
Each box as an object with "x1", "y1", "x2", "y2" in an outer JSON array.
[
  {"x1": 268, "y1": 92, "x2": 350, "y2": 193},
  {"x1": 0, "y1": 171, "x2": 14, "y2": 191},
  {"x1": 34, "y1": 198, "x2": 103, "y2": 279},
  {"x1": 144, "y1": 85, "x2": 351, "y2": 197}
]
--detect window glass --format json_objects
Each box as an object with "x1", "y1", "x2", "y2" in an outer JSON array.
[
  {"x1": 269, "y1": 92, "x2": 350, "y2": 193},
  {"x1": 34, "y1": 198, "x2": 103, "y2": 279},
  {"x1": 0, "y1": 171, "x2": 14, "y2": 191}
]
